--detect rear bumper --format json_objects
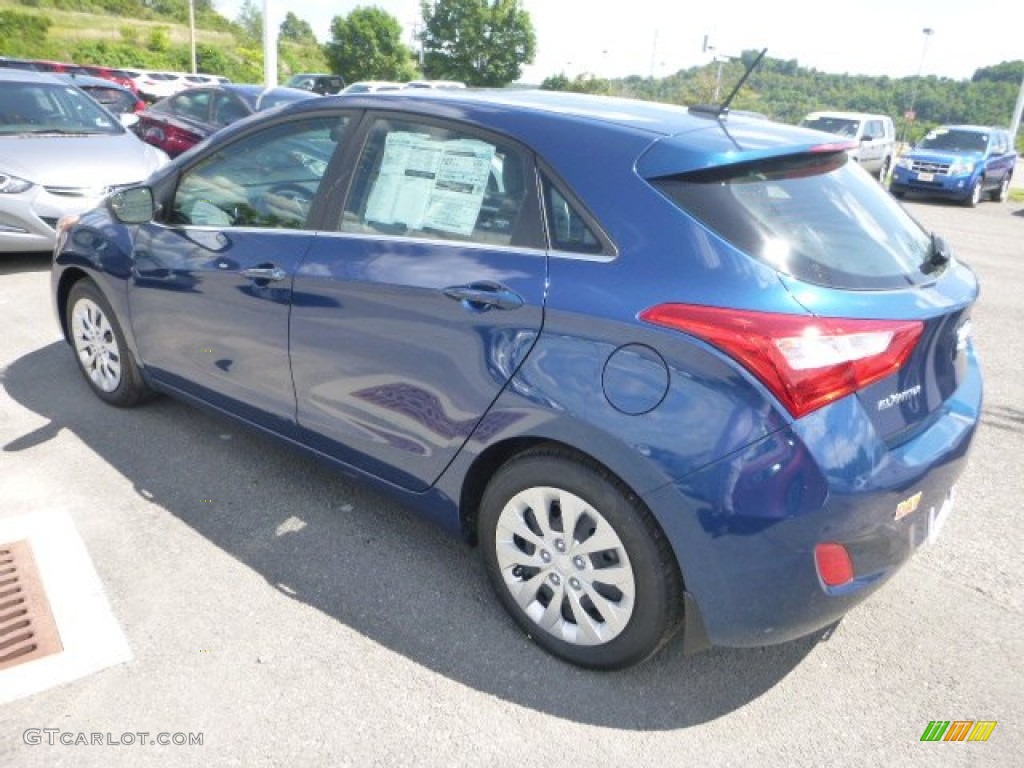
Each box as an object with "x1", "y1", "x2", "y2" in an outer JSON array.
[{"x1": 644, "y1": 350, "x2": 982, "y2": 648}]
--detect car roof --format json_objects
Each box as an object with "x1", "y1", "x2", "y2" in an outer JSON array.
[
  {"x1": 0, "y1": 69, "x2": 64, "y2": 84},
  {"x1": 932, "y1": 124, "x2": 1002, "y2": 133},
  {"x1": 804, "y1": 111, "x2": 891, "y2": 120},
  {"x1": 323, "y1": 89, "x2": 713, "y2": 133},
  {"x1": 279, "y1": 89, "x2": 845, "y2": 178},
  {"x1": 55, "y1": 73, "x2": 134, "y2": 93}
]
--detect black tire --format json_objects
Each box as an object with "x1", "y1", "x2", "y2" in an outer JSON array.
[
  {"x1": 479, "y1": 448, "x2": 683, "y2": 669},
  {"x1": 992, "y1": 174, "x2": 1011, "y2": 203},
  {"x1": 964, "y1": 178, "x2": 983, "y2": 208},
  {"x1": 66, "y1": 279, "x2": 152, "y2": 407}
]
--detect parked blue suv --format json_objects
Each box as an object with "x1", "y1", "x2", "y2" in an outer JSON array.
[
  {"x1": 52, "y1": 90, "x2": 982, "y2": 669},
  {"x1": 890, "y1": 124, "x2": 1016, "y2": 206}
]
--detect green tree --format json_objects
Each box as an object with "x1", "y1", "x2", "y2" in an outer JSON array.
[
  {"x1": 237, "y1": 0, "x2": 262, "y2": 42},
  {"x1": 325, "y1": 7, "x2": 417, "y2": 82},
  {"x1": 420, "y1": 0, "x2": 535, "y2": 86},
  {"x1": 972, "y1": 61, "x2": 1024, "y2": 84},
  {"x1": 280, "y1": 11, "x2": 317, "y2": 44},
  {"x1": 539, "y1": 73, "x2": 610, "y2": 95}
]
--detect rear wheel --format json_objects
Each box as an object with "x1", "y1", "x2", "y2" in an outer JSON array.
[
  {"x1": 479, "y1": 449, "x2": 683, "y2": 669},
  {"x1": 67, "y1": 279, "x2": 151, "y2": 407},
  {"x1": 877, "y1": 157, "x2": 890, "y2": 183},
  {"x1": 992, "y1": 174, "x2": 1011, "y2": 202}
]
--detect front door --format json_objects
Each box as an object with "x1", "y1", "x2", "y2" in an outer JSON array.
[{"x1": 129, "y1": 113, "x2": 351, "y2": 430}]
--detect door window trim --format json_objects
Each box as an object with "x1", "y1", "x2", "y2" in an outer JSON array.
[{"x1": 536, "y1": 158, "x2": 618, "y2": 261}]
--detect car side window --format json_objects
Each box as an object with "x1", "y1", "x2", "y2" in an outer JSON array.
[
  {"x1": 340, "y1": 117, "x2": 530, "y2": 247},
  {"x1": 168, "y1": 115, "x2": 346, "y2": 230},
  {"x1": 174, "y1": 90, "x2": 211, "y2": 121},
  {"x1": 542, "y1": 176, "x2": 603, "y2": 254},
  {"x1": 212, "y1": 93, "x2": 248, "y2": 126}
]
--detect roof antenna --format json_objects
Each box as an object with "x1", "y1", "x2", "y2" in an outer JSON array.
[{"x1": 690, "y1": 47, "x2": 768, "y2": 119}]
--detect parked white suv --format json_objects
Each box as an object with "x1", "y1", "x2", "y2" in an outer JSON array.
[{"x1": 800, "y1": 111, "x2": 896, "y2": 181}]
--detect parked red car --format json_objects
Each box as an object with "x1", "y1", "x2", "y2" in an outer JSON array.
[
  {"x1": 135, "y1": 84, "x2": 316, "y2": 156},
  {"x1": 79, "y1": 65, "x2": 139, "y2": 94}
]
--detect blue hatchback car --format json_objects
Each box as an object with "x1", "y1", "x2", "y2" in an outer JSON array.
[{"x1": 52, "y1": 90, "x2": 982, "y2": 669}]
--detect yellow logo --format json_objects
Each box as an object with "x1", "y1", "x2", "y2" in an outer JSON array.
[{"x1": 895, "y1": 491, "x2": 923, "y2": 521}]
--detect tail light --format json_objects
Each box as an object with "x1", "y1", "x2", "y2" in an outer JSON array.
[
  {"x1": 639, "y1": 304, "x2": 923, "y2": 418},
  {"x1": 134, "y1": 99, "x2": 146, "y2": 113}
]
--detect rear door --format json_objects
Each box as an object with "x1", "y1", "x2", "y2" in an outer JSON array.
[
  {"x1": 984, "y1": 130, "x2": 1014, "y2": 190},
  {"x1": 288, "y1": 113, "x2": 548, "y2": 490},
  {"x1": 129, "y1": 112, "x2": 352, "y2": 430}
]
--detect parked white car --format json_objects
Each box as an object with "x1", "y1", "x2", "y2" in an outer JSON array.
[
  {"x1": 800, "y1": 111, "x2": 896, "y2": 181},
  {"x1": 340, "y1": 81, "x2": 404, "y2": 94},
  {"x1": 127, "y1": 71, "x2": 190, "y2": 102},
  {"x1": 404, "y1": 79, "x2": 467, "y2": 89}
]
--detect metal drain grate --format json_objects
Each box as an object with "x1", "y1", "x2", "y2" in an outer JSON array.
[{"x1": 0, "y1": 540, "x2": 62, "y2": 670}]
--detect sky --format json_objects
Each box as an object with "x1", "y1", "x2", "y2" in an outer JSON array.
[{"x1": 215, "y1": 0, "x2": 1022, "y2": 83}]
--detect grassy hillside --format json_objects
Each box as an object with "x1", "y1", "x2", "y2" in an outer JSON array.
[
  {"x1": 0, "y1": 0, "x2": 327, "y2": 80},
  {"x1": 0, "y1": 0, "x2": 234, "y2": 49}
]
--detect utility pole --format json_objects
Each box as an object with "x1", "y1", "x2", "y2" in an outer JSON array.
[
  {"x1": 1011, "y1": 72, "x2": 1024, "y2": 150},
  {"x1": 262, "y1": 0, "x2": 277, "y2": 87},
  {"x1": 703, "y1": 34, "x2": 733, "y2": 102},
  {"x1": 188, "y1": 0, "x2": 196, "y2": 74},
  {"x1": 902, "y1": 27, "x2": 934, "y2": 143},
  {"x1": 649, "y1": 30, "x2": 658, "y2": 79}
]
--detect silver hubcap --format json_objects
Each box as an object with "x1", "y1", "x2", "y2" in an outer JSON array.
[
  {"x1": 71, "y1": 298, "x2": 121, "y2": 393},
  {"x1": 972, "y1": 182, "x2": 982, "y2": 205},
  {"x1": 495, "y1": 486, "x2": 636, "y2": 646}
]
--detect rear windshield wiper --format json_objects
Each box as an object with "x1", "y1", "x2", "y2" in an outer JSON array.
[{"x1": 925, "y1": 232, "x2": 951, "y2": 272}]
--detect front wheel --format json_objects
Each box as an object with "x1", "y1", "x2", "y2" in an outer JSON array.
[
  {"x1": 964, "y1": 178, "x2": 983, "y2": 207},
  {"x1": 479, "y1": 449, "x2": 683, "y2": 669},
  {"x1": 67, "y1": 279, "x2": 152, "y2": 407}
]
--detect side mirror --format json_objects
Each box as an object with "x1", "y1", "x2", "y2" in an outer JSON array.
[
  {"x1": 109, "y1": 187, "x2": 155, "y2": 224},
  {"x1": 120, "y1": 112, "x2": 140, "y2": 129}
]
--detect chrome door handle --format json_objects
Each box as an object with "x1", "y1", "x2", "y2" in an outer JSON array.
[
  {"x1": 443, "y1": 282, "x2": 523, "y2": 311},
  {"x1": 240, "y1": 267, "x2": 287, "y2": 282}
]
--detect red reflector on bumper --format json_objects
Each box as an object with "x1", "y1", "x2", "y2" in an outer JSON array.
[{"x1": 815, "y1": 542, "x2": 854, "y2": 587}]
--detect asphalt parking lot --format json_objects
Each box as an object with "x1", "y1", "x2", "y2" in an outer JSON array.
[{"x1": 1, "y1": 198, "x2": 1021, "y2": 766}]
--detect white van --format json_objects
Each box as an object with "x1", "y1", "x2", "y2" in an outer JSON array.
[{"x1": 800, "y1": 111, "x2": 896, "y2": 181}]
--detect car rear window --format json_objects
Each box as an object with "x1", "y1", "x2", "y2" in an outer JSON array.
[
  {"x1": 651, "y1": 152, "x2": 934, "y2": 290},
  {"x1": 800, "y1": 116, "x2": 860, "y2": 137}
]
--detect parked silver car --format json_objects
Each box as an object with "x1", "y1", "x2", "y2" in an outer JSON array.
[{"x1": 0, "y1": 69, "x2": 168, "y2": 253}]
